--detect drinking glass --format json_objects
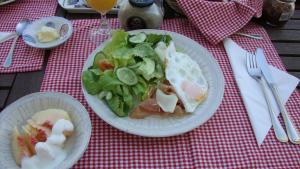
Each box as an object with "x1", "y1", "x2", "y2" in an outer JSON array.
[{"x1": 86, "y1": 0, "x2": 117, "y2": 44}]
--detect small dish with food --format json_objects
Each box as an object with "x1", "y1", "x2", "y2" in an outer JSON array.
[
  {"x1": 0, "y1": 92, "x2": 91, "y2": 169},
  {"x1": 22, "y1": 16, "x2": 73, "y2": 49},
  {"x1": 82, "y1": 29, "x2": 224, "y2": 137}
]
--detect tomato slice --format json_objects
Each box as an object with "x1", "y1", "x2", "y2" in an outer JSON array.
[{"x1": 98, "y1": 59, "x2": 114, "y2": 71}]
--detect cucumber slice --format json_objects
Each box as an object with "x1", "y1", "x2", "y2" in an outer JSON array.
[
  {"x1": 93, "y1": 51, "x2": 107, "y2": 68},
  {"x1": 128, "y1": 62, "x2": 142, "y2": 69},
  {"x1": 137, "y1": 58, "x2": 155, "y2": 80},
  {"x1": 116, "y1": 67, "x2": 138, "y2": 86},
  {"x1": 129, "y1": 33, "x2": 147, "y2": 44}
]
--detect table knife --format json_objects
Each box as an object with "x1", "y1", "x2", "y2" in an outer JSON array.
[{"x1": 256, "y1": 48, "x2": 300, "y2": 144}]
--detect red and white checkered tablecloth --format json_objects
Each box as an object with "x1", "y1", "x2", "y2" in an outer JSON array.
[
  {"x1": 41, "y1": 19, "x2": 300, "y2": 169},
  {"x1": 176, "y1": 0, "x2": 263, "y2": 45},
  {"x1": 0, "y1": 0, "x2": 58, "y2": 73}
]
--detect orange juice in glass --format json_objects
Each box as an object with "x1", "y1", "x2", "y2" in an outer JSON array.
[
  {"x1": 86, "y1": 0, "x2": 117, "y2": 14},
  {"x1": 86, "y1": 0, "x2": 117, "y2": 44}
]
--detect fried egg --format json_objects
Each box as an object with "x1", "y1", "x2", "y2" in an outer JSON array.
[{"x1": 165, "y1": 51, "x2": 208, "y2": 113}]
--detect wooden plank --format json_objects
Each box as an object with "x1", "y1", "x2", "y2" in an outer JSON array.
[
  {"x1": 65, "y1": 13, "x2": 115, "y2": 20},
  {"x1": 273, "y1": 43, "x2": 300, "y2": 56},
  {"x1": 291, "y1": 10, "x2": 300, "y2": 19},
  {"x1": 6, "y1": 71, "x2": 45, "y2": 106},
  {"x1": 278, "y1": 20, "x2": 300, "y2": 30},
  {"x1": 0, "y1": 89, "x2": 9, "y2": 110},
  {"x1": 0, "y1": 74, "x2": 15, "y2": 87},
  {"x1": 66, "y1": 12, "x2": 92, "y2": 19},
  {"x1": 89, "y1": 14, "x2": 100, "y2": 19},
  {"x1": 281, "y1": 57, "x2": 300, "y2": 71},
  {"x1": 296, "y1": 2, "x2": 300, "y2": 9},
  {"x1": 5, "y1": 51, "x2": 50, "y2": 107},
  {"x1": 290, "y1": 72, "x2": 300, "y2": 80},
  {"x1": 55, "y1": 4, "x2": 66, "y2": 17},
  {"x1": 290, "y1": 72, "x2": 300, "y2": 89},
  {"x1": 267, "y1": 30, "x2": 300, "y2": 42}
]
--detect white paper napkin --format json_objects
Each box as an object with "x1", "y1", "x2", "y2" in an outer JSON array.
[
  {"x1": 0, "y1": 32, "x2": 17, "y2": 44},
  {"x1": 223, "y1": 38, "x2": 300, "y2": 145}
]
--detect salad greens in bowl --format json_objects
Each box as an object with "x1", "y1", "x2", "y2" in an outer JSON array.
[
  {"x1": 81, "y1": 29, "x2": 224, "y2": 137},
  {"x1": 82, "y1": 30, "x2": 174, "y2": 118}
]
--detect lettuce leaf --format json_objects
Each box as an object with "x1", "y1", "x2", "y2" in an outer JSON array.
[
  {"x1": 106, "y1": 95, "x2": 127, "y2": 117},
  {"x1": 146, "y1": 34, "x2": 172, "y2": 47},
  {"x1": 137, "y1": 58, "x2": 155, "y2": 81},
  {"x1": 98, "y1": 70, "x2": 124, "y2": 91},
  {"x1": 82, "y1": 70, "x2": 101, "y2": 95},
  {"x1": 122, "y1": 86, "x2": 134, "y2": 112},
  {"x1": 103, "y1": 30, "x2": 129, "y2": 57},
  {"x1": 132, "y1": 43, "x2": 157, "y2": 58},
  {"x1": 112, "y1": 47, "x2": 135, "y2": 67}
]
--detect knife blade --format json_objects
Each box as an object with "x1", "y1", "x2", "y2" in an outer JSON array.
[
  {"x1": 255, "y1": 48, "x2": 300, "y2": 144},
  {"x1": 255, "y1": 48, "x2": 274, "y2": 85}
]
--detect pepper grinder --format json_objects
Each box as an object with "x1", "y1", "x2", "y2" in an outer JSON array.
[
  {"x1": 262, "y1": 0, "x2": 296, "y2": 26},
  {"x1": 118, "y1": 0, "x2": 164, "y2": 30}
]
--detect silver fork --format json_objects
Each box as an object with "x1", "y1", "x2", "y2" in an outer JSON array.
[{"x1": 246, "y1": 52, "x2": 288, "y2": 143}]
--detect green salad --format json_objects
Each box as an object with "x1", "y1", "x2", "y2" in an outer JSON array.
[{"x1": 82, "y1": 30, "x2": 172, "y2": 117}]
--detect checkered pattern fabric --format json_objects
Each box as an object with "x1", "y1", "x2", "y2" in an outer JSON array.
[
  {"x1": 176, "y1": 0, "x2": 263, "y2": 45},
  {"x1": 41, "y1": 19, "x2": 300, "y2": 169},
  {"x1": 0, "y1": 0, "x2": 58, "y2": 73}
]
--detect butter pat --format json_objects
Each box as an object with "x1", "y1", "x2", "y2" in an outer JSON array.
[{"x1": 36, "y1": 26, "x2": 59, "y2": 43}]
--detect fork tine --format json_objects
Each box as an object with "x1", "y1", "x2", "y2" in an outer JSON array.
[
  {"x1": 248, "y1": 53, "x2": 251, "y2": 68},
  {"x1": 250, "y1": 53, "x2": 253, "y2": 68},
  {"x1": 254, "y1": 55, "x2": 258, "y2": 68},
  {"x1": 253, "y1": 53, "x2": 257, "y2": 68},
  {"x1": 246, "y1": 52, "x2": 250, "y2": 70},
  {"x1": 251, "y1": 53, "x2": 255, "y2": 68},
  {"x1": 251, "y1": 52, "x2": 256, "y2": 69}
]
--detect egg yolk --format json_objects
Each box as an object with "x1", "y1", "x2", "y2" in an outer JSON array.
[{"x1": 181, "y1": 81, "x2": 205, "y2": 102}]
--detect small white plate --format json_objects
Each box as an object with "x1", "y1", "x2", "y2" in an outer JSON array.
[
  {"x1": 0, "y1": 92, "x2": 92, "y2": 169},
  {"x1": 0, "y1": 0, "x2": 15, "y2": 6},
  {"x1": 82, "y1": 29, "x2": 225, "y2": 137},
  {"x1": 22, "y1": 16, "x2": 73, "y2": 49}
]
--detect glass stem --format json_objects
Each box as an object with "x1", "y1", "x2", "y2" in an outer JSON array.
[{"x1": 100, "y1": 13, "x2": 111, "y2": 35}]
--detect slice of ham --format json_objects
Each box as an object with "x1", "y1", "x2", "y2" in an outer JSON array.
[
  {"x1": 130, "y1": 93, "x2": 188, "y2": 119},
  {"x1": 138, "y1": 99, "x2": 162, "y2": 114},
  {"x1": 130, "y1": 82, "x2": 189, "y2": 119}
]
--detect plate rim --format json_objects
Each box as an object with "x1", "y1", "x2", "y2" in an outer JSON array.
[
  {"x1": 82, "y1": 29, "x2": 225, "y2": 137},
  {"x1": 22, "y1": 16, "x2": 73, "y2": 49},
  {"x1": 0, "y1": 0, "x2": 15, "y2": 6}
]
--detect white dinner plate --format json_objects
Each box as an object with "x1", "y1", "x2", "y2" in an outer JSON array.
[{"x1": 82, "y1": 29, "x2": 225, "y2": 137}]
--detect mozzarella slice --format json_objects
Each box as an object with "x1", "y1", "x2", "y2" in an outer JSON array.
[{"x1": 156, "y1": 89, "x2": 178, "y2": 113}]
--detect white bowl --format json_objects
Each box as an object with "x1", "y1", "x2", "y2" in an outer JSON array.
[
  {"x1": 82, "y1": 29, "x2": 224, "y2": 137},
  {"x1": 22, "y1": 16, "x2": 73, "y2": 49},
  {"x1": 0, "y1": 92, "x2": 91, "y2": 169}
]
